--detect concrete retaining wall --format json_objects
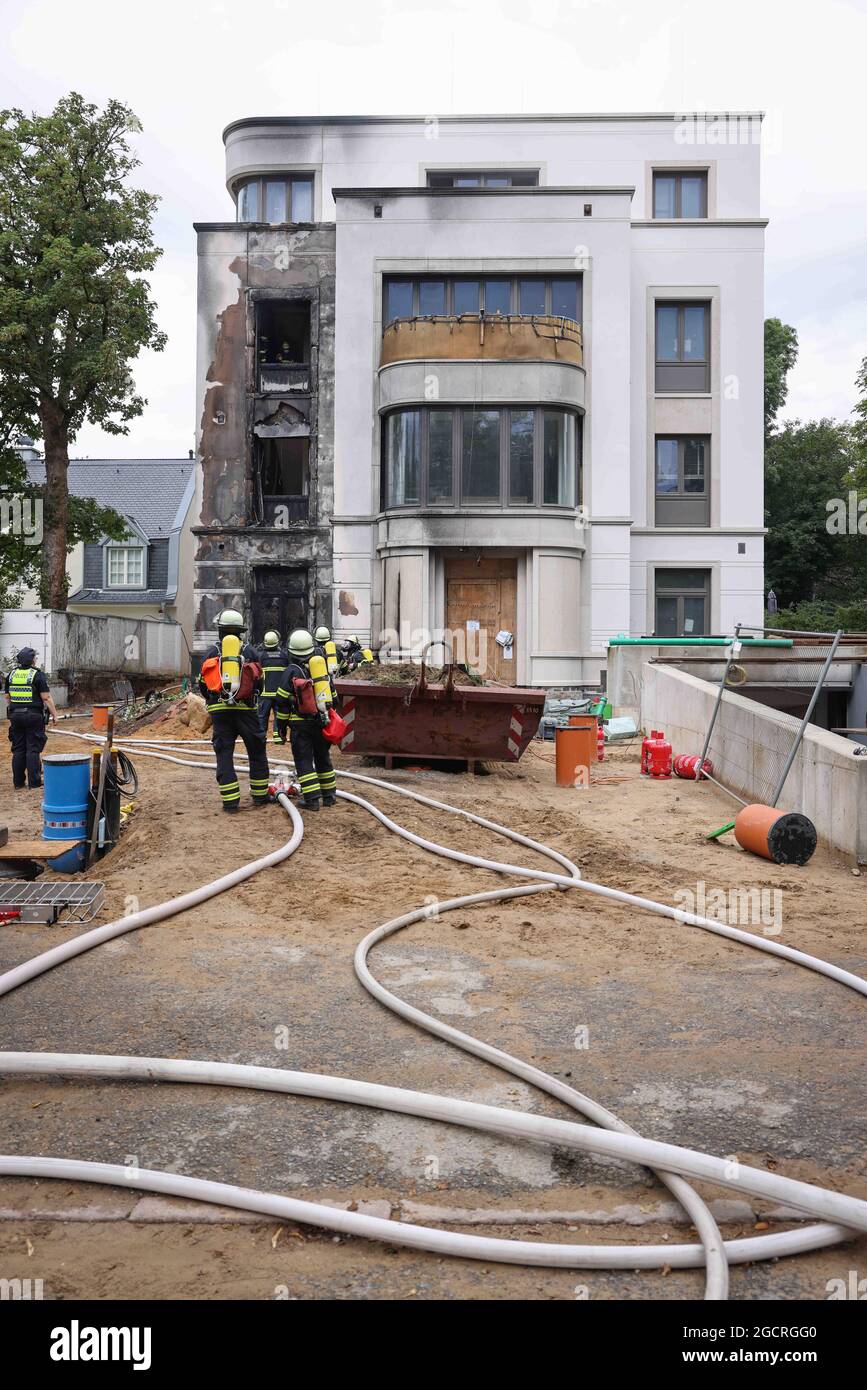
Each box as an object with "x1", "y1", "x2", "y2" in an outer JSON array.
[
  {"x1": 641, "y1": 663, "x2": 867, "y2": 863},
  {"x1": 1, "y1": 610, "x2": 185, "y2": 681}
]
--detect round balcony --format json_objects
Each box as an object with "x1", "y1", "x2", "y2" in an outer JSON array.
[{"x1": 380, "y1": 313, "x2": 583, "y2": 368}]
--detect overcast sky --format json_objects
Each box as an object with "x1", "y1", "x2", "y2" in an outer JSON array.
[{"x1": 3, "y1": 0, "x2": 865, "y2": 458}]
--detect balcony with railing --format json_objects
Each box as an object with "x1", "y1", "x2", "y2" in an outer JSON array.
[
  {"x1": 257, "y1": 361, "x2": 311, "y2": 394},
  {"x1": 380, "y1": 313, "x2": 583, "y2": 368}
]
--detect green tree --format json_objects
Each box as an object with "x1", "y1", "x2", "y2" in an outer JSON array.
[
  {"x1": 764, "y1": 317, "x2": 798, "y2": 440},
  {"x1": 0, "y1": 92, "x2": 166, "y2": 608},
  {"x1": 764, "y1": 418, "x2": 866, "y2": 607},
  {"x1": 852, "y1": 353, "x2": 867, "y2": 485}
]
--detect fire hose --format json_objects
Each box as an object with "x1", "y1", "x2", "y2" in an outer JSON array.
[{"x1": 1, "y1": 729, "x2": 864, "y2": 1300}]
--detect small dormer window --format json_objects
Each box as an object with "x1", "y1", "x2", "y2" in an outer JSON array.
[{"x1": 107, "y1": 544, "x2": 146, "y2": 587}]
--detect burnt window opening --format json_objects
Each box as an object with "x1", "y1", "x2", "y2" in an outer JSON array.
[
  {"x1": 255, "y1": 436, "x2": 310, "y2": 525},
  {"x1": 256, "y1": 300, "x2": 311, "y2": 392}
]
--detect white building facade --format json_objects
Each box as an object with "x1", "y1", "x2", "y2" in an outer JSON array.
[{"x1": 200, "y1": 112, "x2": 766, "y2": 684}]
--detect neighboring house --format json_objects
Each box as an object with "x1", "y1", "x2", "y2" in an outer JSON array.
[
  {"x1": 193, "y1": 113, "x2": 766, "y2": 684},
  {"x1": 20, "y1": 455, "x2": 196, "y2": 649}
]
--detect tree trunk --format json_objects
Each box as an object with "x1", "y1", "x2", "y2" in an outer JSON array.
[{"x1": 38, "y1": 398, "x2": 71, "y2": 610}]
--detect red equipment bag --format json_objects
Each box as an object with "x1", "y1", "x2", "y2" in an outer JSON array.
[
  {"x1": 292, "y1": 676, "x2": 318, "y2": 718},
  {"x1": 237, "y1": 660, "x2": 263, "y2": 703},
  {"x1": 322, "y1": 707, "x2": 348, "y2": 745}
]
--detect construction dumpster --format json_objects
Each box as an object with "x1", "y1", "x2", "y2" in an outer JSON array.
[{"x1": 335, "y1": 672, "x2": 546, "y2": 767}]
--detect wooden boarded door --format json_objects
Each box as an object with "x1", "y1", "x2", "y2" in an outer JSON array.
[{"x1": 444, "y1": 556, "x2": 517, "y2": 683}]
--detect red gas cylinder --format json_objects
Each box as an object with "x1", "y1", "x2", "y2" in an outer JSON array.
[
  {"x1": 596, "y1": 720, "x2": 605, "y2": 762},
  {"x1": 640, "y1": 729, "x2": 661, "y2": 775},
  {"x1": 673, "y1": 753, "x2": 713, "y2": 781},
  {"x1": 646, "y1": 731, "x2": 672, "y2": 778}
]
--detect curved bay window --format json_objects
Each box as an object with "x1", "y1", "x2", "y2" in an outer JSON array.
[
  {"x1": 382, "y1": 406, "x2": 581, "y2": 510},
  {"x1": 236, "y1": 175, "x2": 314, "y2": 224}
]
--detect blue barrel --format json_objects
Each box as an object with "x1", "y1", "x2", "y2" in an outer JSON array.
[{"x1": 42, "y1": 753, "x2": 91, "y2": 873}]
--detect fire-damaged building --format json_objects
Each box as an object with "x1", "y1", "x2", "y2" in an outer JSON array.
[
  {"x1": 193, "y1": 114, "x2": 766, "y2": 681},
  {"x1": 192, "y1": 209, "x2": 335, "y2": 653}
]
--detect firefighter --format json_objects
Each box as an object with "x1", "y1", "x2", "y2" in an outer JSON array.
[
  {"x1": 256, "y1": 629, "x2": 290, "y2": 744},
  {"x1": 198, "y1": 609, "x2": 270, "y2": 812},
  {"x1": 314, "y1": 625, "x2": 339, "y2": 680},
  {"x1": 275, "y1": 629, "x2": 337, "y2": 811},
  {"x1": 336, "y1": 634, "x2": 375, "y2": 676},
  {"x1": 4, "y1": 646, "x2": 58, "y2": 790}
]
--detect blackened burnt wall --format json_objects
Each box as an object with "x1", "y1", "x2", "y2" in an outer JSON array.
[{"x1": 193, "y1": 222, "x2": 336, "y2": 652}]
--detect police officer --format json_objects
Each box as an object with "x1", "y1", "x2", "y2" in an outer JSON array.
[
  {"x1": 198, "y1": 609, "x2": 270, "y2": 813},
  {"x1": 256, "y1": 630, "x2": 290, "y2": 744},
  {"x1": 5, "y1": 647, "x2": 57, "y2": 790},
  {"x1": 275, "y1": 629, "x2": 337, "y2": 811}
]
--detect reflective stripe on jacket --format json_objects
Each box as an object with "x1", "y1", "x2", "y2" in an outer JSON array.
[{"x1": 7, "y1": 668, "x2": 42, "y2": 708}]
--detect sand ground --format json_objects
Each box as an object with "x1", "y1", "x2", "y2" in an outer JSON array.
[{"x1": 0, "y1": 709, "x2": 864, "y2": 1300}]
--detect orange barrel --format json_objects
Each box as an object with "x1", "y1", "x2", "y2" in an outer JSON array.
[
  {"x1": 734, "y1": 804, "x2": 817, "y2": 865},
  {"x1": 555, "y1": 718, "x2": 596, "y2": 787},
  {"x1": 92, "y1": 703, "x2": 116, "y2": 732}
]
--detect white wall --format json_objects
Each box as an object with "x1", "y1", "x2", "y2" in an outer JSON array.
[{"x1": 641, "y1": 663, "x2": 867, "y2": 864}]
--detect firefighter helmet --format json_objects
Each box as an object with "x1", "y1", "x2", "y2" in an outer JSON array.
[
  {"x1": 216, "y1": 608, "x2": 245, "y2": 632},
  {"x1": 262, "y1": 630, "x2": 281, "y2": 649},
  {"x1": 288, "y1": 628, "x2": 316, "y2": 659},
  {"x1": 314, "y1": 625, "x2": 331, "y2": 643}
]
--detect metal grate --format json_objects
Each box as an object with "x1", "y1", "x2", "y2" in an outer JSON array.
[{"x1": 0, "y1": 880, "x2": 105, "y2": 924}]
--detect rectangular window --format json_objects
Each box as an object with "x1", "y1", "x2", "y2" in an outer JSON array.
[
  {"x1": 427, "y1": 171, "x2": 540, "y2": 188},
  {"x1": 454, "y1": 280, "x2": 480, "y2": 315},
  {"x1": 386, "y1": 280, "x2": 413, "y2": 323},
  {"x1": 655, "y1": 302, "x2": 710, "y2": 392},
  {"x1": 260, "y1": 437, "x2": 310, "y2": 497},
  {"x1": 542, "y1": 411, "x2": 576, "y2": 507},
  {"x1": 289, "y1": 177, "x2": 313, "y2": 221},
  {"x1": 387, "y1": 411, "x2": 421, "y2": 506},
  {"x1": 418, "y1": 280, "x2": 446, "y2": 316},
  {"x1": 461, "y1": 409, "x2": 501, "y2": 501},
  {"x1": 383, "y1": 275, "x2": 581, "y2": 327},
  {"x1": 428, "y1": 410, "x2": 454, "y2": 503},
  {"x1": 509, "y1": 410, "x2": 535, "y2": 504},
  {"x1": 519, "y1": 279, "x2": 546, "y2": 316},
  {"x1": 550, "y1": 279, "x2": 579, "y2": 321},
  {"x1": 655, "y1": 437, "x2": 710, "y2": 525},
  {"x1": 107, "y1": 546, "x2": 145, "y2": 587},
  {"x1": 654, "y1": 569, "x2": 710, "y2": 637},
  {"x1": 653, "y1": 171, "x2": 708, "y2": 218},
  {"x1": 264, "y1": 181, "x2": 286, "y2": 223},
  {"x1": 483, "y1": 279, "x2": 511, "y2": 316}
]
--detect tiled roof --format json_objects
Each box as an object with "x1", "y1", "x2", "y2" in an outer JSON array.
[
  {"x1": 25, "y1": 458, "x2": 194, "y2": 539},
  {"x1": 72, "y1": 589, "x2": 173, "y2": 605}
]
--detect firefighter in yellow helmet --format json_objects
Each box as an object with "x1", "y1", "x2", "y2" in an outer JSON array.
[
  {"x1": 256, "y1": 629, "x2": 290, "y2": 744},
  {"x1": 314, "y1": 625, "x2": 339, "y2": 680},
  {"x1": 276, "y1": 628, "x2": 337, "y2": 810},
  {"x1": 198, "y1": 609, "x2": 270, "y2": 812},
  {"x1": 336, "y1": 633, "x2": 376, "y2": 675}
]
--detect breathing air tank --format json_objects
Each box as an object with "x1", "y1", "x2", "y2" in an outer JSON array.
[{"x1": 220, "y1": 634, "x2": 242, "y2": 701}]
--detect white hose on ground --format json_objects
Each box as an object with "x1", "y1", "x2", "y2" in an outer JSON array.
[
  {"x1": 17, "y1": 729, "x2": 859, "y2": 1292},
  {"x1": 48, "y1": 732, "x2": 730, "y2": 1292},
  {"x1": 0, "y1": 1154, "x2": 849, "y2": 1271},
  {"x1": 3, "y1": 1053, "x2": 866, "y2": 1231}
]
